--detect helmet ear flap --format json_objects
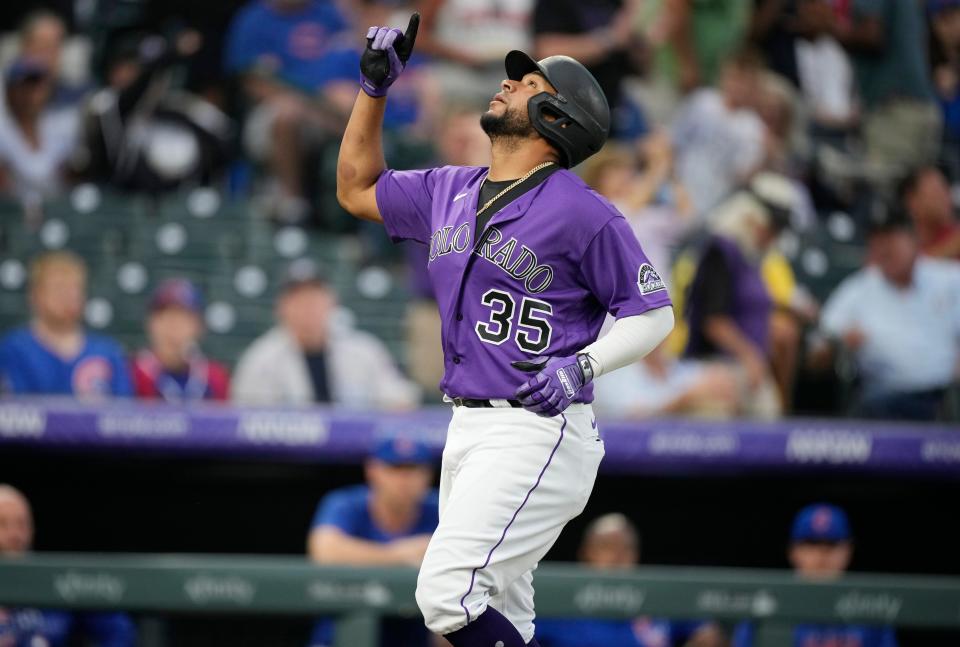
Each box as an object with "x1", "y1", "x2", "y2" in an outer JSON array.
[{"x1": 527, "y1": 93, "x2": 572, "y2": 167}]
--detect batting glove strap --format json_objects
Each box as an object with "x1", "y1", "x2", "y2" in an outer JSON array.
[{"x1": 512, "y1": 354, "x2": 593, "y2": 417}]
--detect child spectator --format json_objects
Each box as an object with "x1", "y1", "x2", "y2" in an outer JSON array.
[{"x1": 131, "y1": 279, "x2": 230, "y2": 402}]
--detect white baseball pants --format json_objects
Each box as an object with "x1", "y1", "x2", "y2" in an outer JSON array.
[{"x1": 415, "y1": 403, "x2": 605, "y2": 641}]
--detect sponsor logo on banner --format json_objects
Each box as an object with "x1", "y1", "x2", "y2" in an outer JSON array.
[
  {"x1": 307, "y1": 580, "x2": 392, "y2": 607},
  {"x1": 184, "y1": 575, "x2": 256, "y2": 605},
  {"x1": 696, "y1": 589, "x2": 778, "y2": 617},
  {"x1": 98, "y1": 412, "x2": 188, "y2": 438},
  {"x1": 0, "y1": 405, "x2": 45, "y2": 438},
  {"x1": 648, "y1": 431, "x2": 739, "y2": 457},
  {"x1": 573, "y1": 584, "x2": 646, "y2": 613},
  {"x1": 786, "y1": 429, "x2": 872, "y2": 464},
  {"x1": 54, "y1": 571, "x2": 125, "y2": 603},
  {"x1": 834, "y1": 591, "x2": 902, "y2": 621},
  {"x1": 238, "y1": 412, "x2": 328, "y2": 446},
  {"x1": 921, "y1": 440, "x2": 960, "y2": 463}
]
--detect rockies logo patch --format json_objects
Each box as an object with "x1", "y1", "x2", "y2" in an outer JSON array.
[{"x1": 637, "y1": 263, "x2": 665, "y2": 295}]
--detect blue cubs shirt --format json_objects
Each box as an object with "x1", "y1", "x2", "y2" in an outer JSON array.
[
  {"x1": 309, "y1": 485, "x2": 440, "y2": 647},
  {"x1": 0, "y1": 608, "x2": 136, "y2": 647},
  {"x1": 733, "y1": 621, "x2": 898, "y2": 647},
  {"x1": 311, "y1": 485, "x2": 439, "y2": 540},
  {"x1": 537, "y1": 616, "x2": 706, "y2": 647},
  {"x1": 0, "y1": 327, "x2": 132, "y2": 397},
  {"x1": 225, "y1": 0, "x2": 353, "y2": 93}
]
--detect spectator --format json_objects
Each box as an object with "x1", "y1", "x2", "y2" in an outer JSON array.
[
  {"x1": 732, "y1": 503, "x2": 898, "y2": 647},
  {"x1": 592, "y1": 342, "x2": 740, "y2": 419},
  {"x1": 0, "y1": 484, "x2": 137, "y2": 646},
  {"x1": 307, "y1": 437, "x2": 439, "y2": 647},
  {"x1": 131, "y1": 279, "x2": 230, "y2": 402},
  {"x1": 0, "y1": 55, "x2": 80, "y2": 216},
  {"x1": 750, "y1": 0, "x2": 857, "y2": 134},
  {"x1": 799, "y1": 0, "x2": 941, "y2": 184},
  {"x1": 225, "y1": 0, "x2": 356, "y2": 223},
  {"x1": 818, "y1": 216, "x2": 960, "y2": 420},
  {"x1": 17, "y1": 10, "x2": 89, "y2": 107},
  {"x1": 671, "y1": 48, "x2": 767, "y2": 217},
  {"x1": 532, "y1": 0, "x2": 646, "y2": 137},
  {"x1": 683, "y1": 188, "x2": 791, "y2": 419},
  {"x1": 750, "y1": 0, "x2": 806, "y2": 86},
  {"x1": 659, "y1": 0, "x2": 752, "y2": 93},
  {"x1": 82, "y1": 30, "x2": 233, "y2": 194},
  {"x1": 418, "y1": 0, "x2": 534, "y2": 107},
  {"x1": 232, "y1": 260, "x2": 420, "y2": 408},
  {"x1": 930, "y1": 0, "x2": 960, "y2": 161},
  {"x1": 537, "y1": 513, "x2": 724, "y2": 647},
  {"x1": 754, "y1": 71, "x2": 807, "y2": 176},
  {"x1": 0, "y1": 252, "x2": 132, "y2": 398},
  {"x1": 900, "y1": 164, "x2": 960, "y2": 260}
]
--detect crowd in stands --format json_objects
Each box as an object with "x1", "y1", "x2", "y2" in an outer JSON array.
[{"x1": 0, "y1": 250, "x2": 418, "y2": 408}]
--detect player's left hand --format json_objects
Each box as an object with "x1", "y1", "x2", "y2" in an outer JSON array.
[
  {"x1": 512, "y1": 354, "x2": 594, "y2": 417},
  {"x1": 360, "y1": 13, "x2": 419, "y2": 97}
]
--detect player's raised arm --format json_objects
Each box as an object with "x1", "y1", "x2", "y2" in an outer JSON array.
[{"x1": 336, "y1": 13, "x2": 420, "y2": 222}]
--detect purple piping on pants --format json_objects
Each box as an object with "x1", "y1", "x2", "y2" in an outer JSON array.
[{"x1": 458, "y1": 414, "x2": 568, "y2": 624}]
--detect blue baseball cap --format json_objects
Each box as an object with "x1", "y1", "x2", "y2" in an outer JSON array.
[
  {"x1": 791, "y1": 504, "x2": 852, "y2": 543},
  {"x1": 150, "y1": 278, "x2": 204, "y2": 314},
  {"x1": 371, "y1": 437, "x2": 433, "y2": 466}
]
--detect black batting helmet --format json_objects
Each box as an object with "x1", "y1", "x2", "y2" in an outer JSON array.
[{"x1": 504, "y1": 50, "x2": 610, "y2": 168}]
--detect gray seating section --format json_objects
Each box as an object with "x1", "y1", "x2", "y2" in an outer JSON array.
[{"x1": 0, "y1": 188, "x2": 411, "y2": 369}]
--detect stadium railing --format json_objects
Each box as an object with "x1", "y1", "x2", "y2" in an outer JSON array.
[{"x1": 2, "y1": 554, "x2": 959, "y2": 647}]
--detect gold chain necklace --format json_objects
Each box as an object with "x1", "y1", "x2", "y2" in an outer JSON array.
[{"x1": 476, "y1": 161, "x2": 555, "y2": 217}]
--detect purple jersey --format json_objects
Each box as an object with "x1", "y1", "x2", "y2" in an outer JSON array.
[{"x1": 376, "y1": 165, "x2": 672, "y2": 399}]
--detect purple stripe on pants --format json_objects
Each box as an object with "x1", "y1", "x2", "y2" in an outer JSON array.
[{"x1": 458, "y1": 414, "x2": 568, "y2": 624}]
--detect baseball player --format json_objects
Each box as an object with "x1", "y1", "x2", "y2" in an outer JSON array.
[
  {"x1": 732, "y1": 504, "x2": 899, "y2": 647},
  {"x1": 336, "y1": 14, "x2": 675, "y2": 647}
]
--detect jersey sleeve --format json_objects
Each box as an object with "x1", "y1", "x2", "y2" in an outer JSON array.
[
  {"x1": 580, "y1": 216, "x2": 673, "y2": 318},
  {"x1": 311, "y1": 490, "x2": 364, "y2": 534},
  {"x1": 375, "y1": 168, "x2": 439, "y2": 244}
]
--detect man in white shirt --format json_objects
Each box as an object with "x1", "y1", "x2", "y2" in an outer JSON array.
[
  {"x1": 819, "y1": 217, "x2": 960, "y2": 420},
  {"x1": 231, "y1": 260, "x2": 420, "y2": 409},
  {"x1": 0, "y1": 57, "x2": 79, "y2": 213}
]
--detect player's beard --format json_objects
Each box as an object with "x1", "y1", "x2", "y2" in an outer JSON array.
[{"x1": 480, "y1": 103, "x2": 536, "y2": 147}]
